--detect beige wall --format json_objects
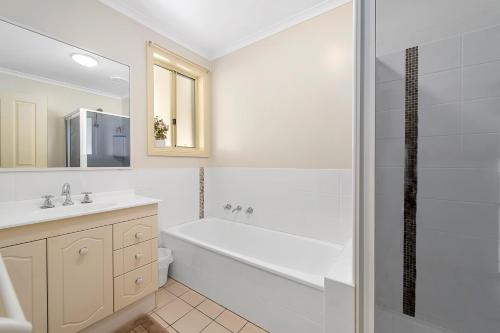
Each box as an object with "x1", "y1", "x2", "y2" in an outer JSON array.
[
  {"x1": 0, "y1": 0, "x2": 353, "y2": 169},
  {"x1": 0, "y1": 71, "x2": 125, "y2": 167},
  {"x1": 0, "y1": 0, "x2": 211, "y2": 168},
  {"x1": 211, "y1": 3, "x2": 353, "y2": 169}
]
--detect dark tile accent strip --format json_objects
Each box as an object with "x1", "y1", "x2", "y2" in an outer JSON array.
[
  {"x1": 199, "y1": 167, "x2": 205, "y2": 219},
  {"x1": 403, "y1": 46, "x2": 418, "y2": 317}
]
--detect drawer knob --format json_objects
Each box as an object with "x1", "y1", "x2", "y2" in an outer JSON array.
[
  {"x1": 135, "y1": 277, "x2": 143, "y2": 285},
  {"x1": 134, "y1": 253, "x2": 143, "y2": 260},
  {"x1": 79, "y1": 247, "x2": 89, "y2": 256},
  {"x1": 135, "y1": 232, "x2": 143, "y2": 240}
]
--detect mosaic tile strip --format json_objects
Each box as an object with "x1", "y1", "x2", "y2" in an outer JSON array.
[
  {"x1": 199, "y1": 167, "x2": 205, "y2": 219},
  {"x1": 403, "y1": 46, "x2": 418, "y2": 317}
]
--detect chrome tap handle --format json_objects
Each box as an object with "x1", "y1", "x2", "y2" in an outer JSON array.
[
  {"x1": 245, "y1": 207, "x2": 254, "y2": 214},
  {"x1": 41, "y1": 195, "x2": 55, "y2": 209},
  {"x1": 81, "y1": 192, "x2": 93, "y2": 204},
  {"x1": 223, "y1": 203, "x2": 232, "y2": 211}
]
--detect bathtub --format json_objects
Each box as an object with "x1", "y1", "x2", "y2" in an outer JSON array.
[{"x1": 162, "y1": 218, "x2": 352, "y2": 333}]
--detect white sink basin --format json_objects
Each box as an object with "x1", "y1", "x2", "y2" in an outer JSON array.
[{"x1": 0, "y1": 190, "x2": 160, "y2": 231}]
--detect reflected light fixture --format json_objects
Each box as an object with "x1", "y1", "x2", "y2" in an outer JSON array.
[{"x1": 71, "y1": 54, "x2": 98, "y2": 67}]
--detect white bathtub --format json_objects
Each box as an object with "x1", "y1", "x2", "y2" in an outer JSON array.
[{"x1": 162, "y1": 218, "x2": 352, "y2": 333}]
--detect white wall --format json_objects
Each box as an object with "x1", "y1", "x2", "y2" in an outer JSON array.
[
  {"x1": 376, "y1": 24, "x2": 500, "y2": 333},
  {"x1": 205, "y1": 168, "x2": 352, "y2": 244},
  {"x1": 211, "y1": 4, "x2": 353, "y2": 169}
]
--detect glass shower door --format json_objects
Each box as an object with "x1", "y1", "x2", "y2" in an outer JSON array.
[{"x1": 374, "y1": 1, "x2": 500, "y2": 332}]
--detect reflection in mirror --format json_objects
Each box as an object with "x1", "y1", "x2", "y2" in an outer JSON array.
[{"x1": 0, "y1": 19, "x2": 130, "y2": 168}]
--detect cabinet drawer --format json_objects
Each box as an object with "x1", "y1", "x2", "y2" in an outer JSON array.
[
  {"x1": 114, "y1": 261, "x2": 158, "y2": 311},
  {"x1": 113, "y1": 215, "x2": 158, "y2": 250},
  {"x1": 113, "y1": 238, "x2": 158, "y2": 277}
]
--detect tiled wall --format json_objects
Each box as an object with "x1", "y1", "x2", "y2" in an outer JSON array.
[
  {"x1": 376, "y1": 25, "x2": 500, "y2": 333},
  {"x1": 0, "y1": 168, "x2": 200, "y2": 230},
  {"x1": 205, "y1": 168, "x2": 353, "y2": 245}
]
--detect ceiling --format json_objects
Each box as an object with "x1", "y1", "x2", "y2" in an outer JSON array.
[
  {"x1": 0, "y1": 19, "x2": 129, "y2": 99},
  {"x1": 99, "y1": 0, "x2": 350, "y2": 60}
]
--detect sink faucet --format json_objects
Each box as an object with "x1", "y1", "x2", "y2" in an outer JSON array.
[{"x1": 61, "y1": 183, "x2": 74, "y2": 206}]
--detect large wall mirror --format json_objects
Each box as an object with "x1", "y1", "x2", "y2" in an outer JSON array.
[{"x1": 0, "y1": 19, "x2": 130, "y2": 169}]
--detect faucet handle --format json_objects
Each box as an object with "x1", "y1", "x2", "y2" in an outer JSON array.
[
  {"x1": 245, "y1": 207, "x2": 254, "y2": 214},
  {"x1": 41, "y1": 195, "x2": 55, "y2": 209},
  {"x1": 223, "y1": 203, "x2": 232, "y2": 210},
  {"x1": 81, "y1": 192, "x2": 93, "y2": 204}
]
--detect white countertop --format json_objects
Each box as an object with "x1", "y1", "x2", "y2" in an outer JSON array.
[{"x1": 0, "y1": 190, "x2": 160, "y2": 231}]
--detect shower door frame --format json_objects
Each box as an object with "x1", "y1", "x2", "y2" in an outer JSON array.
[{"x1": 353, "y1": 0, "x2": 376, "y2": 332}]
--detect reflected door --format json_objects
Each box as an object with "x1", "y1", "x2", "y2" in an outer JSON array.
[{"x1": 0, "y1": 93, "x2": 47, "y2": 168}]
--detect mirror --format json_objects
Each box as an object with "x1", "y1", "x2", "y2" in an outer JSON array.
[{"x1": 0, "y1": 19, "x2": 130, "y2": 169}]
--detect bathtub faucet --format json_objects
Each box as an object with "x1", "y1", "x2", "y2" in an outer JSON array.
[{"x1": 232, "y1": 205, "x2": 242, "y2": 213}]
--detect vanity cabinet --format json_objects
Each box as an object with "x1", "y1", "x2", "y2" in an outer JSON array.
[
  {"x1": 0, "y1": 239, "x2": 48, "y2": 333},
  {"x1": 47, "y1": 226, "x2": 113, "y2": 333},
  {"x1": 0, "y1": 203, "x2": 159, "y2": 333}
]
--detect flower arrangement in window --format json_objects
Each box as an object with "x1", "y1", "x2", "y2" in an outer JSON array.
[{"x1": 154, "y1": 116, "x2": 169, "y2": 147}]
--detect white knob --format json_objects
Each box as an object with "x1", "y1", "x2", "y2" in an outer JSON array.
[
  {"x1": 135, "y1": 232, "x2": 143, "y2": 240},
  {"x1": 134, "y1": 253, "x2": 143, "y2": 260},
  {"x1": 135, "y1": 277, "x2": 143, "y2": 285},
  {"x1": 79, "y1": 247, "x2": 89, "y2": 256}
]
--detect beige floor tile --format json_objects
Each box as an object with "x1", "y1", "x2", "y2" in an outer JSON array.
[
  {"x1": 181, "y1": 290, "x2": 206, "y2": 307},
  {"x1": 239, "y1": 322, "x2": 267, "y2": 333},
  {"x1": 156, "y1": 289, "x2": 178, "y2": 309},
  {"x1": 166, "y1": 327, "x2": 179, "y2": 333},
  {"x1": 172, "y1": 309, "x2": 212, "y2": 333},
  {"x1": 201, "y1": 321, "x2": 231, "y2": 333},
  {"x1": 197, "y1": 299, "x2": 225, "y2": 319},
  {"x1": 165, "y1": 280, "x2": 190, "y2": 296},
  {"x1": 156, "y1": 298, "x2": 193, "y2": 324},
  {"x1": 150, "y1": 313, "x2": 170, "y2": 328},
  {"x1": 215, "y1": 310, "x2": 247, "y2": 333}
]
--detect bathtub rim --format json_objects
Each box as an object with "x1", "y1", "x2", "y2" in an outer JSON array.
[{"x1": 162, "y1": 219, "x2": 347, "y2": 291}]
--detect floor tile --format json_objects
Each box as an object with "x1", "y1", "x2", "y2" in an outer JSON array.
[
  {"x1": 240, "y1": 322, "x2": 267, "y2": 333},
  {"x1": 215, "y1": 310, "x2": 247, "y2": 333},
  {"x1": 181, "y1": 290, "x2": 206, "y2": 307},
  {"x1": 197, "y1": 299, "x2": 225, "y2": 319},
  {"x1": 150, "y1": 313, "x2": 170, "y2": 328},
  {"x1": 172, "y1": 309, "x2": 212, "y2": 333},
  {"x1": 157, "y1": 289, "x2": 178, "y2": 309},
  {"x1": 156, "y1": 298, "x2": 193, "y2": 324},
  {"x1": 165, "y1": 280, "x2": 190, "y2": 296},
  {"x1": 201, "y1": 321, "x2": 231, "y2": 333}
]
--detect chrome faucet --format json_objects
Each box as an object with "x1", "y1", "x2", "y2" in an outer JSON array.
[
  {"x1": 232, "y1": 205, "x2": 242, "y2": 213},
  {"x1": 61, "y1": 183, "x2": 74, "y2": 206}
]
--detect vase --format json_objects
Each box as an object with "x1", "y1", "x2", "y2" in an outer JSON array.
[{"x1": 154, "y1": 139, "x2": 167, "y2": 147}]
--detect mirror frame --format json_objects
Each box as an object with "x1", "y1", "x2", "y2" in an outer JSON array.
[{"x1": 0, "y1": 17, "x2": 133, "y2": 172}]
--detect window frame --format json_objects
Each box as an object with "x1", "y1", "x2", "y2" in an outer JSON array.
[{"x1": 146, "y1": 41, "x2": 210, "y2": 157}]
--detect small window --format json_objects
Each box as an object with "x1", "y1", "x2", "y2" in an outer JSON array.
[{"x1": 147, "y1": 42, "x2": 210, "y2": 157}]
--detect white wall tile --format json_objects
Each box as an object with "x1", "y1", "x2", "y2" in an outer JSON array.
[
  {"x1": 376, "y1": 80, "x2": 405, "y2": 111},
  {"x1": 419, "y1": 69, "x2": 461, "y2": 106},
  {"x1": 205, "y1": 168, "x2": 352, "y2": 245},
  {"x1": 418, "y1": 136, "x2": 461, "y2": 168},
  {"x1": 463, "y1": 24, "x2": 500, "y2": 66},
  {"x1": 463, "y1": 60, "x2": 500, "y2": 100},
  {"x1": 375, "y1": 139, "x2": 404, "y2": 167},
  {"x1": 376, "y1": 51, "x2": 405, "y2": 83},
  {"x1": 0, "y1": 173, "x2": 15, "y2": 202},
  {"x1": 418, "y1": 168, "x2": 499, "y2": 203},
  {"x1": 462, "y1": 98, "x2": 500, "y2": 134},
  {"x1": 419, "y1": 37, "x2": 461, "y2": 75},
  {"x1": 376, "y1": 110, "x2": 405, "y2": 139},
  {"x1": 419, "y1": 103, "x2": 459, "y2": 136}
]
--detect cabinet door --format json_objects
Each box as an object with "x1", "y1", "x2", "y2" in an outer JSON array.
[
  {"x1": 48, "y1": 226, "x2": 113, "y2": 333},
  {"x1": 0, "y1": 239, "x2": 47, "y2": 333}
]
